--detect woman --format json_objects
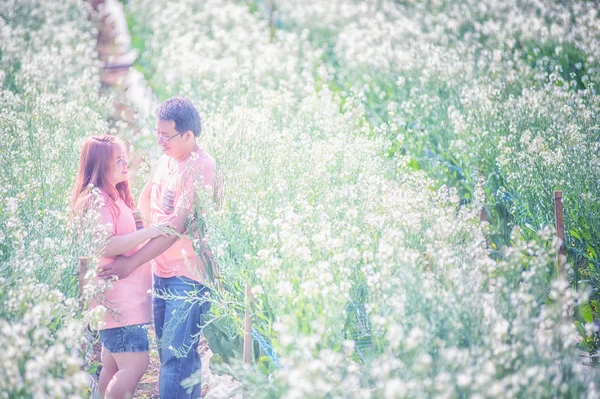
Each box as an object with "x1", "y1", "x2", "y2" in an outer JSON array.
[{"x1": 71, "y1": 135, "x2": 170, "y2": 399}]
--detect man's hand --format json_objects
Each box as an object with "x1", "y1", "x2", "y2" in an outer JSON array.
[{"x1": 98, "y1": 255, "x2": 136, "y2": 280}]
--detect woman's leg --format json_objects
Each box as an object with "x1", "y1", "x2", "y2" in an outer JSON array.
[
  {"x1": 99, "y1": 347, "x2": 118, "y2": 399},
  {"x1": 105, "y1": 351, "x2": 149, "y2": 399}
]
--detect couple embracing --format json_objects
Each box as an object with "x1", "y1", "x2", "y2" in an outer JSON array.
[{"x1": 71, "y1": 98, "x2": 216, "y2": 399}]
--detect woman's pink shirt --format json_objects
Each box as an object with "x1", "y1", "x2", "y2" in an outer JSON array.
[{"x1": 92, "y1": 194, "x2": 152, "y2": 330}]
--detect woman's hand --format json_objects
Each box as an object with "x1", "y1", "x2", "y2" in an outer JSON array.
[{"x1": 146, "y1": 221, "x2": 176, "y2": 239}]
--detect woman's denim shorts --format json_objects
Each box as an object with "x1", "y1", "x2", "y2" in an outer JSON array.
[{"x1": 99, "y1": 324, "x2": 149, "y2": 353}]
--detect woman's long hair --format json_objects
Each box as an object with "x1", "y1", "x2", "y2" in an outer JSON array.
[{"x1": 71, "y1": 135, "x2": 134, "y2": 216}]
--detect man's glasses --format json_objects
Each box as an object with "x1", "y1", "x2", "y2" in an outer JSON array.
[{"x1": 154, "y1": 129, "x2": 181, "y2": 143}]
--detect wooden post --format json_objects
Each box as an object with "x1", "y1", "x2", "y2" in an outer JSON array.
[
  {"x1": 554, "y1": 191, "x2": 565, "y2": 273},
  {"x1": 90, "y1": 0, "x2": 105, "y2": 11},
  {"x1": 78, "y1": 257, "x2": 89, "y2": 310},
  {"x1": 243, "y1": 282, "x2": 254, "y2": 364},
  {"x1": 78, "y1": 256, "x2": 99, "y2": 398},
  {"x1": 478, "y1": 171, "x2": 487, "y2": 223},
  {"x1": 269, "y1": 0, "x2": 277, "y2": 40},
  {"x1": 477, "y1": 170, "x2": 495, "y2": 293}
]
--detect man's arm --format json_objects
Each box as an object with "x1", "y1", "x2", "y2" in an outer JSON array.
[{"x1": 98, "y1": 207, "x2": 191, "y2": 279}]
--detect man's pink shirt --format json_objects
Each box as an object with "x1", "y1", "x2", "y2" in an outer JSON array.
[{"x1": 149, "y1": 146, "x2": 216, "y2": 282}]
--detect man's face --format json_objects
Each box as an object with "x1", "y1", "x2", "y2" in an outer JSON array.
[{"x1": 155, "y1": 119, "x2": 186, "y2": 158}]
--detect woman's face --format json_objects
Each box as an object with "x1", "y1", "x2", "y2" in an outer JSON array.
[{"x1": 108, "y1": 143, "x2": 128, "y2": 187}]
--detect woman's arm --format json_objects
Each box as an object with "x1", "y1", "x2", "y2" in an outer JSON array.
[
  {"x1": 103, "y1": 224, "x2": 167, "y2": 258},
  {"x1": 97, "y1": 208, "x2": 189, "y2": 279}
]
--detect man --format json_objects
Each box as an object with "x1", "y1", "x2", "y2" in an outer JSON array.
[{"x1": 99, "y1": 97, "x2": 216, "y2": 398}]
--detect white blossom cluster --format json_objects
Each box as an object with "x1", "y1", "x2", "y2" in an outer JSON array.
[
  {"x1": 0, "y1": 0, "x2": 111, "y2": 396},
  {"x1": 0, "y1": 279, "x2": 90, "y2": 398}
]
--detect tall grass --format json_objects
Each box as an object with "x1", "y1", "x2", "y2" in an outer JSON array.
[{"x1": 125, "y1": 0, "x2": 599, "y2": 397}]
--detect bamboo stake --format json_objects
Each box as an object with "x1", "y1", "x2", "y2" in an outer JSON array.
[
  {"x1": 243, "y1": 282, "x2": 254, "y2": 364},
  {"x1": 554, "y1": 190, "x2": 565, "y2": 273},
  {"x1": 78, "y1": 256, "x2": 89, "y2": 310}
]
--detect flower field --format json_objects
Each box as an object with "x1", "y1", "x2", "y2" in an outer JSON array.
[{"x1": 1, "y1": 0, "x2": 599, "y2": 398}]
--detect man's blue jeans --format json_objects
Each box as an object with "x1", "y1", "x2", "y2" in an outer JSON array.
[{"x1": 153, "y1": 275, "x2": 211, "y2": 399}]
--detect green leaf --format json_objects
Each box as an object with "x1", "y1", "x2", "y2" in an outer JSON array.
[
  {"x1": 579, "y1": 303, "x2": 594, "y2": 323},
  {"x1": 586, "y1": 244, "x2": 597, "y2": 260},
  {"x1": 407, "y1": 157, "x2": 420, "y2": 171},
  {"x1": 591, "y1": 300, "x2": 600, "y2": 316},
  {"x1": 574, "y1": 320, "x2": 587, "y2": 337}
]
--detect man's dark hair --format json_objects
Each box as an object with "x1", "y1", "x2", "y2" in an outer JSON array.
[{"x1": 155, "y1": 97, "x2": 202, "y2": 137}]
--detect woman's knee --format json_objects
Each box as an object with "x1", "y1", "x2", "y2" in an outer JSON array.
[
  {"x1": 113, "y1": 351, "x2": 150, "y2": 377},
  {"x1": 134, "y1": 352, "x2": 150, "y2": 375},
  {"x1": 136, "y1": 352, "x2": 150, "y2": 373}
]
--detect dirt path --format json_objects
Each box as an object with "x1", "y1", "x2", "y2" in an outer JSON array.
[
  {"x1": 89, "y1": 1, "x2": 243, "y2": 397},
  {"x1": 134, "y1": 326, "x2": 210, "y2": 399},
  {"x1": 90, "y1": 1, "x2": 181, "y2": 397}
]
